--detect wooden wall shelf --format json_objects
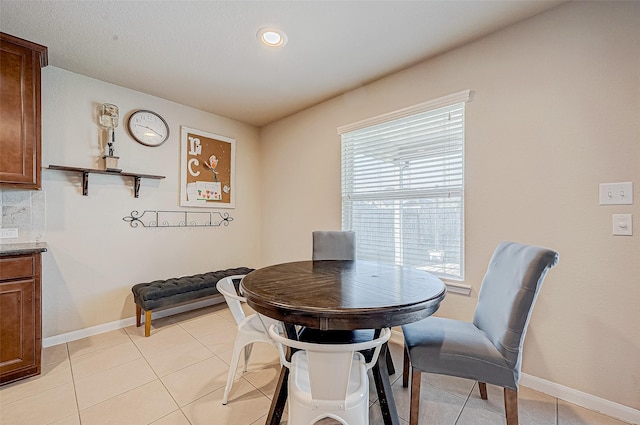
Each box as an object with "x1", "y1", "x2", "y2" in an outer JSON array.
[{"x1": 48, "y1": 165, "x2": 165, "y2": 198}]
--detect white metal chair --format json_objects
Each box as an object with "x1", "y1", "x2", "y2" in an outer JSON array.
[
  {"x1": 216, "y1": 275, "x2": 279, "y2": 405},
  {"x1": 268, "y1": 324, "x2": 391, "y2": 425}
]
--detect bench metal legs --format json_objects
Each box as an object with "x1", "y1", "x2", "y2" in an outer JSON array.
[{"x1": 135, "y1": 305, "x2": 152, "y2": 337}]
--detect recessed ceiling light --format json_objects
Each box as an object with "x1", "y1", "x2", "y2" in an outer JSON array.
[{"x1": 257, "y1": 27, "x2": 287, "y2": 47}]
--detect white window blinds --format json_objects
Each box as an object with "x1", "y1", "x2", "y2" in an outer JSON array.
[{"x1": 340, "y1": 91, "x2": 469, "y2": 280}]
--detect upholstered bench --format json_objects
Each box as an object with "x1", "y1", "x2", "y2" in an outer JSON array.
[{"x1": 132, "y1": 267, "x2": 254, "y2": 336}]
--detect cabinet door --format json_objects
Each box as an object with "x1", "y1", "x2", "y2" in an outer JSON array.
[
  {"x1": 0, "y1": 34, "x2": 46, "y2": 189},
  {"x1": 0, "y1": 278, "x2": 37, "y2": 383}
]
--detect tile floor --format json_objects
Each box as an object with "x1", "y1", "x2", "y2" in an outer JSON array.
[{"x1": 0, "y1": 302, "x2": 631, "y2": 425}]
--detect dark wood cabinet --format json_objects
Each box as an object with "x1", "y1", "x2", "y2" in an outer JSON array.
[
  {"x1": 0, "y1": 253, "x2": 42, "y2": 385},
  {"x1": 0, "y1": 33, "x2": 48, "y2": 189}
]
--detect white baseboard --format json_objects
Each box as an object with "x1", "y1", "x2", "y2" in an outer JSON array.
[
  {"x1": 43, "y1": 308, "x2": 639, "y2": 425},
  {"x1": 520, "y1": 373, "x2": 640, "y2": 425},
  {"x1": 42, "y1": 297, "x2": 225, "y2": 347}
]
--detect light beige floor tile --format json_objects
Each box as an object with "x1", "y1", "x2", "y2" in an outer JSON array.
[
  {"x1": 464, "y1": 381, "x2": 503, "y2": 413},
  {"x1": 558, "y1": 400, "x2": 630, "y2": 425},
  {"x1": 144, "y1": 338, "x2": 214, "y2": 377},
  {"x1": 79, "y1": 380, "x2": 177, "y2": 425},
  {"x1": 455, "y1": 401, "x2": 506, "y2": 425},
  {"x1": 160, "y1": 355, "x2": 231, "y2": 406},
  {"x1": 210, "y1": 301, "x2": 233, "y2": 314},
  {"x1": 370, "y1": 402, "x2": 411, "y2": 425},
  {"x1": 42, "y1": 343, "x2": 69, "y2": 366},
  {"x1": 2, "y1": 315, "x2": 631, "y2": 425},
  {"x1": 149, "y1": 409, "x2": 192, "y2": 425},
  {"x1": 251, "y1": 414, "x2": 269, "y2": 425},
  {"x1": 194, "y1": 320, "x2": 240, "y2": 355},
  {"x1": 423, "y1": 372, "x2": 476, "y2": 400},
  {"x1": 214, "y1": 303, "x2": 256, "y2": 325},
  {"x1": 180, "y1": 311, "x2": 238, "y2": 339},
  {"x1": 464, "y1": 383, "x2": 557, "y2": 425},
  {"x1": 74, "y1": 357, "x2": 157, "y2": 409},
  {"x1": 393, "y1": 379, "x2": 465, "y2": 425},
  {"x1": 0, "y1": 382, "x2": 77, "y2": 425},
  {"x1": 129, "y1": 324, "x2": 198, "y2": 355},
  {"x1": 67, "y1": 329, "x2": 131, "y2": 358},
  {"x1": 220, "y1": 343, "x2": 281, "y2": 399},
  {"x1": 0, "y1": 359, "x2": 72, "y2": 405},
  {"x1": 49, "y1": 414, "x2": 81, "y2": 425},
  {"x1": 217, "y1": 341, "x2": 280, "y2": 371},
  {"x1": 217, "y1": 349, "x2": 280, "y2": 405},
  {"x1": 241, "y1": 361, "x2": 282, "y2": 400},
  {"x1": 182, "y1": 378, "x2": 272, "y2": 425},
  {"x1": 170, "y1": 305, "x2": 221, "y2": 324},
  {"x1": 70, "y1": 341, "x2": 142, "y2": 380},
  {"x1": 518, "y1": 385, "x2": 557, "y2": 425},
  {"x1": 213, "y1": 305, "x2": 238, "y2": 323}
]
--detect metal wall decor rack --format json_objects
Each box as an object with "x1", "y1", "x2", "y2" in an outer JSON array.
[{"x1": 123, "y1": 210, "x2": 233, "y2": 228}]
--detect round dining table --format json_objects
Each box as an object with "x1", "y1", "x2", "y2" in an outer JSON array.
[{"x1": 241, "y1": 259, "x2": 446, "y2": 425}]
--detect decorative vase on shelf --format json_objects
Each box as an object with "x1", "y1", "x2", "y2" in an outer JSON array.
[{"x1": 99, "y1": 103, "x2": 121, "y2": 172}]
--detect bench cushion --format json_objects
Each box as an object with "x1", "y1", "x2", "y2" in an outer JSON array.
[{"x1": 132, "y1": 267, "x2": 254, "y2": 311}]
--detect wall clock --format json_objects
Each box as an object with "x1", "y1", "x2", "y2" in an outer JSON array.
[{"x1": 127, "y1": 110, "x2": 170, "y2": 147}]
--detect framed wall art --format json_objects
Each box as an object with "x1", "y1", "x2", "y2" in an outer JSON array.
[{"x1": 180, "y1": 126, "x2": 235, "y2": 208}]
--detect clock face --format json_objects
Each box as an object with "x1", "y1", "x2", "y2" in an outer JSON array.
[{"x1": 127, "y1": 110, "x2": 170, "y2": 147}]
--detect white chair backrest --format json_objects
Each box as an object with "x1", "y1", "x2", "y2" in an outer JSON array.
[
  {"x1": 268, "y1": 325, "x2": 390, "y2": 402},
  {"x1": 216, "y1": 275, "x2": 248, "y2": 325}
]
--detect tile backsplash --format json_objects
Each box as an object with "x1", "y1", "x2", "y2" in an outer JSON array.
[{"x1": 0, "y1": 188, "x2": 45, "y2": 243}]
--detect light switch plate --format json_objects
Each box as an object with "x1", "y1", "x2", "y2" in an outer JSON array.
[
  {"x1": 599, "y1": 182, "x2": 633, "y2": 205},
  {"x1": 612, "y1": 214, "x2": 632, "y2": 236}
]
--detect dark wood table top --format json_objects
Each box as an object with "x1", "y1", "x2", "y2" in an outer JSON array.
[
  {"x1": 242, "y1": 260, "x2": 446, "y2": 425},
  {"x1": 241, "y1": 260, "x2": 447, "y2": 330}
]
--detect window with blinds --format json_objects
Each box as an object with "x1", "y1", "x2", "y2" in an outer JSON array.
[{"x1": 339, "y1": 91, "x2": 468, "y2": 280}]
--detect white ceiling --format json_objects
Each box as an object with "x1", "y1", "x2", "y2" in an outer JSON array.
[{"x1": 1, "y1": 0, "x2": 564, "y2": 127}]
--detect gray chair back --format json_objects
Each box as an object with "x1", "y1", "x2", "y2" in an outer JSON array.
[
  {"x1": 312, "y1": 231, "x2": 356, "y2": 260},
  {"x1": 473, "y1": 242, "x2": 559, "y2": 371}
]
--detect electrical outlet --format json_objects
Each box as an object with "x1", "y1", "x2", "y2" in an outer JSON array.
[{"x1": 0, "y1": 228, "x2": 19, "y2": 239}]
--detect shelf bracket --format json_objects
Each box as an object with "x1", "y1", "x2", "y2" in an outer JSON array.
[
  {"x1": 82, "y1": 171, "x2": 89, "y2": 196},
  {"x1": 134, "y1": 176, "x2": 141, "y2": 198}
]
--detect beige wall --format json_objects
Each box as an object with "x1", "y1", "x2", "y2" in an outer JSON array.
[
  {"x1": 260, "y1": 1, "x2": 640, "y2": 411},
  {"x1": 39, "y1": 67, "x2": 262, "y2": 337}
]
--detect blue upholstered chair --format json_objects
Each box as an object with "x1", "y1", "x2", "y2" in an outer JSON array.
[{"x1": 402, "y1": 241, "x2": 559, "y2": 425}]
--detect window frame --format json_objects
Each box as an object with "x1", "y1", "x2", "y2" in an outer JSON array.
[{"x1": 338, "y1": 90, "x2": 472, "y2": 282}]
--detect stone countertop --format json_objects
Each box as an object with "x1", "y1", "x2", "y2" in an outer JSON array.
[{"x1": 0, "y1": 242, "x2": 48, "y2": 256}]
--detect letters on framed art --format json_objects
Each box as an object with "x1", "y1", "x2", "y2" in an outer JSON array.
[{"x1": 180, "y1": 126, "x2": 235, "y2": 208}]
